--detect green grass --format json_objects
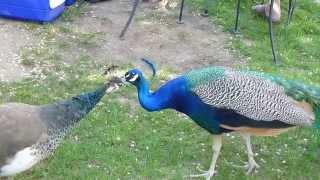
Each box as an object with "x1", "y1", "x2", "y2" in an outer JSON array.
[
  {"x1": 4, "y1": 64, "x2": 319, "y2": 179},
  {"x1": 190, "y1": 0, "x2": 320, "y2": 85}
]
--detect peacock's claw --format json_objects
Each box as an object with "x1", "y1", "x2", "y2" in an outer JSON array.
[
  {"x1": 187, "y1": 165, "x2": 216, "y2": 179},
  {"x1": 244, "y1": 161, "x2": 260, "y2": 175},
  {"x1": 196, "y1": 166, "x2": 208, "y2": 173},
  {"x1": 189, "y1": 170, "x2": 216, "y2": 180},
  {"x1": 226, "y1": 160, "x2": 246, "y2": 168},
  {"x1": 227, "y1": 160, "x2": 260, "y2": 175}
]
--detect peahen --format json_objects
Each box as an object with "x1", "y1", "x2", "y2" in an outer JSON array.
[
  {"x1": 0, "y1": 77, "x2": 122, "y2": 177},
  {"x1": 124, "y1": 61, "x2": 320, "y2": 179}
]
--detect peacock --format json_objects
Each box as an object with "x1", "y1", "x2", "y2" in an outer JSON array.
[
  {"x1": 124, "y1": 60, "x2": 320, "y2": 179},
  {"x1": 0, "y1": 77, "x2": 122, "y2": 177}
]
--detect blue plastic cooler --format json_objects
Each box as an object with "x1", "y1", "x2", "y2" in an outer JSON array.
[
  {"x1": 0, "y1": 0, "x2": 66, "y2": 22},
  {"x1": 65, "y1": 0, "x2": 76, "y2": 6}
]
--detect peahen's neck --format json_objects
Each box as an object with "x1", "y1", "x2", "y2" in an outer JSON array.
[
  {"x1": 40, "y1": 85, "x2": 107, "y2": 131},
  {"x1": 136, "y1": 77, "x2": 174, "y2": 112}
]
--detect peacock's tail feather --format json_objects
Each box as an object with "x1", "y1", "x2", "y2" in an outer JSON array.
[
  {"x1": 315, "y1": 107, "x2": 320, "y2": 129},
  {"x1": 255, "y1": 72, "x2": 320, "y2": 128},
  {"x1": 183, "y1": 66, "x2": 320, "y2": 127}
]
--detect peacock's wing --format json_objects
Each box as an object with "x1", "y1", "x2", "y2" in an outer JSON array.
[{"x1": 185, "y1": 67, "x2": 315, "y2": 126}]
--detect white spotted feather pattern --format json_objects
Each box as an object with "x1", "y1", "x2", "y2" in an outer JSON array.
[{"x1": 192, "y1": 69, "x2": 315, "y2": 126}]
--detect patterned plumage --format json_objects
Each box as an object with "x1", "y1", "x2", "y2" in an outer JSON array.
[
  {"x1": 0, "y1": 77, "x2": 122, "y2": 177},
  {"x1": 125, "y1": 66, "x2": 320, "y2": 179},
  {"x1": 187, "y1": 67, "x2": 316, "y2": 126}
]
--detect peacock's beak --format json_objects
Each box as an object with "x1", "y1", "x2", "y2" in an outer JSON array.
[{"x1": 123, "y1": 72, "x2": 133, "y2": 84}]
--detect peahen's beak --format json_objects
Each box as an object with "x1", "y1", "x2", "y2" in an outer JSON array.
[
  {"x1": 106, "y1": 76, "x2": 125, "y2": 93},
  {"x1": 121, "y1": 76, "x2": 126, "y2": 83},
  {"x1": 121, "y1": 75, "x2": 128, "y2": 85}
]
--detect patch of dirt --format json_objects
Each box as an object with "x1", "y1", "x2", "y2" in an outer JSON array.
[
  {"x1": 0, "y1": 20, "x2": 34, "y2": 82},
  {"x1": 0, "y1": 0, "x2": 244, "y2": 82}
]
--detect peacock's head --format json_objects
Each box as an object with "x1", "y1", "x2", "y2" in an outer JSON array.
[
  {"x1": 124, "y1": 69, "x2": 143, "y2": 85},
  {"x1": 124, "y1": 58, "x2": 156, "y2": 86}
]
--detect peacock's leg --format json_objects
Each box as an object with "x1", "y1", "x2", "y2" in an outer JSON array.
[
  {"x1": 190, "y1": 135, "x2": 222, "y2": 180},
  {"x1": 241, "y1": 133, "x2": 260, "y2": 174}
]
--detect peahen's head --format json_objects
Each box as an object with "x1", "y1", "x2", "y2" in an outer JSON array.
[{"x1": 124, "y1": 69, "x2": 144, "y2": 85}]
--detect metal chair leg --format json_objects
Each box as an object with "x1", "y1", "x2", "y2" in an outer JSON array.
[
  {"x1": 268, "y1": 0, "x2": 279, "y2": 64},
  {"x1": 231, "y1": 0, "x2": 241, "y2": 34},
  {"x1": 177, "y1": 0, "x2": 185, "y2": 24},
  {"x1": 288, "y1": 0, "x2": 292, "y2": 18},
  {"x1": 201, "y1": 0, "x2": 210, "y2": 17},
  {"x1": 201, "y1": 9, "x2": 209, "y2": 17},
  {"x1": 287, "y1": 0, "x2": 296, "y2": 25}
]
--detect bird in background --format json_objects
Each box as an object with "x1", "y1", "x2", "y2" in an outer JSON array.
[
  {"x1": 0, "y1": 77, "x2": 123, "y2": 177},
  {"x1": 124, "y1": 59, "x2": 320, "y2": 180}
]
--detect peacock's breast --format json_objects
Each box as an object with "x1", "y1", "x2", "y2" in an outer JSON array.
[
  {"x1": 173, "y1": 88, "x2": 224, "y2": 134},
  {"x1": 160, "y1": 76, "x2": 231, "y2": 134}
]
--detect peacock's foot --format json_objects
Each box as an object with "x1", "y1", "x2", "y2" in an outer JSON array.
[
  {"x1": 189, "y1": 166, "x2": 216, "y2": 180},
  {"x1": 244, "y1": 160, "x2": 260, "y2": 175},
  {"x1": 228, "y1": 160, "x2": 260, "y2": 174}
]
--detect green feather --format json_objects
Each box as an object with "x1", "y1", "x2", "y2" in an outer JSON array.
[
  {"x1": 315, "y1": 108, "x2": 320, "y2": 129},
  {"x1": 185, "y1": 67, "x2": 225, "y2": 88}
]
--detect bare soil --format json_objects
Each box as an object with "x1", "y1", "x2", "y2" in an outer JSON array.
[
  {"x1": 0, "y1": 0, "x2": 244, "y2": 82},
  {"x1": 0, "y1": 20, "x2": 34, "y2": 82}
]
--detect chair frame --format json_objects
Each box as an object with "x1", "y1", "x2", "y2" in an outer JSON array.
[{"x1": 177, "y1": 0, "x2": 297, "y2": 64}]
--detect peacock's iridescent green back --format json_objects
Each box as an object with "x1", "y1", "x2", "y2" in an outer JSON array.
[{"x1": 185, "y1": 66, "x2": 226, "y2": 88}]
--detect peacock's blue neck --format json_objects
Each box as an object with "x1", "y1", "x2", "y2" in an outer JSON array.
[
  {"x1": 134, "y1": 76, "x2": 222, "y2": 133},
  {"x1": 135, "y1": 77, "x2": 182, "y2": 112},
  {"x1": 136, "y1": 80, "x2": 167, "y2": 112}
]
